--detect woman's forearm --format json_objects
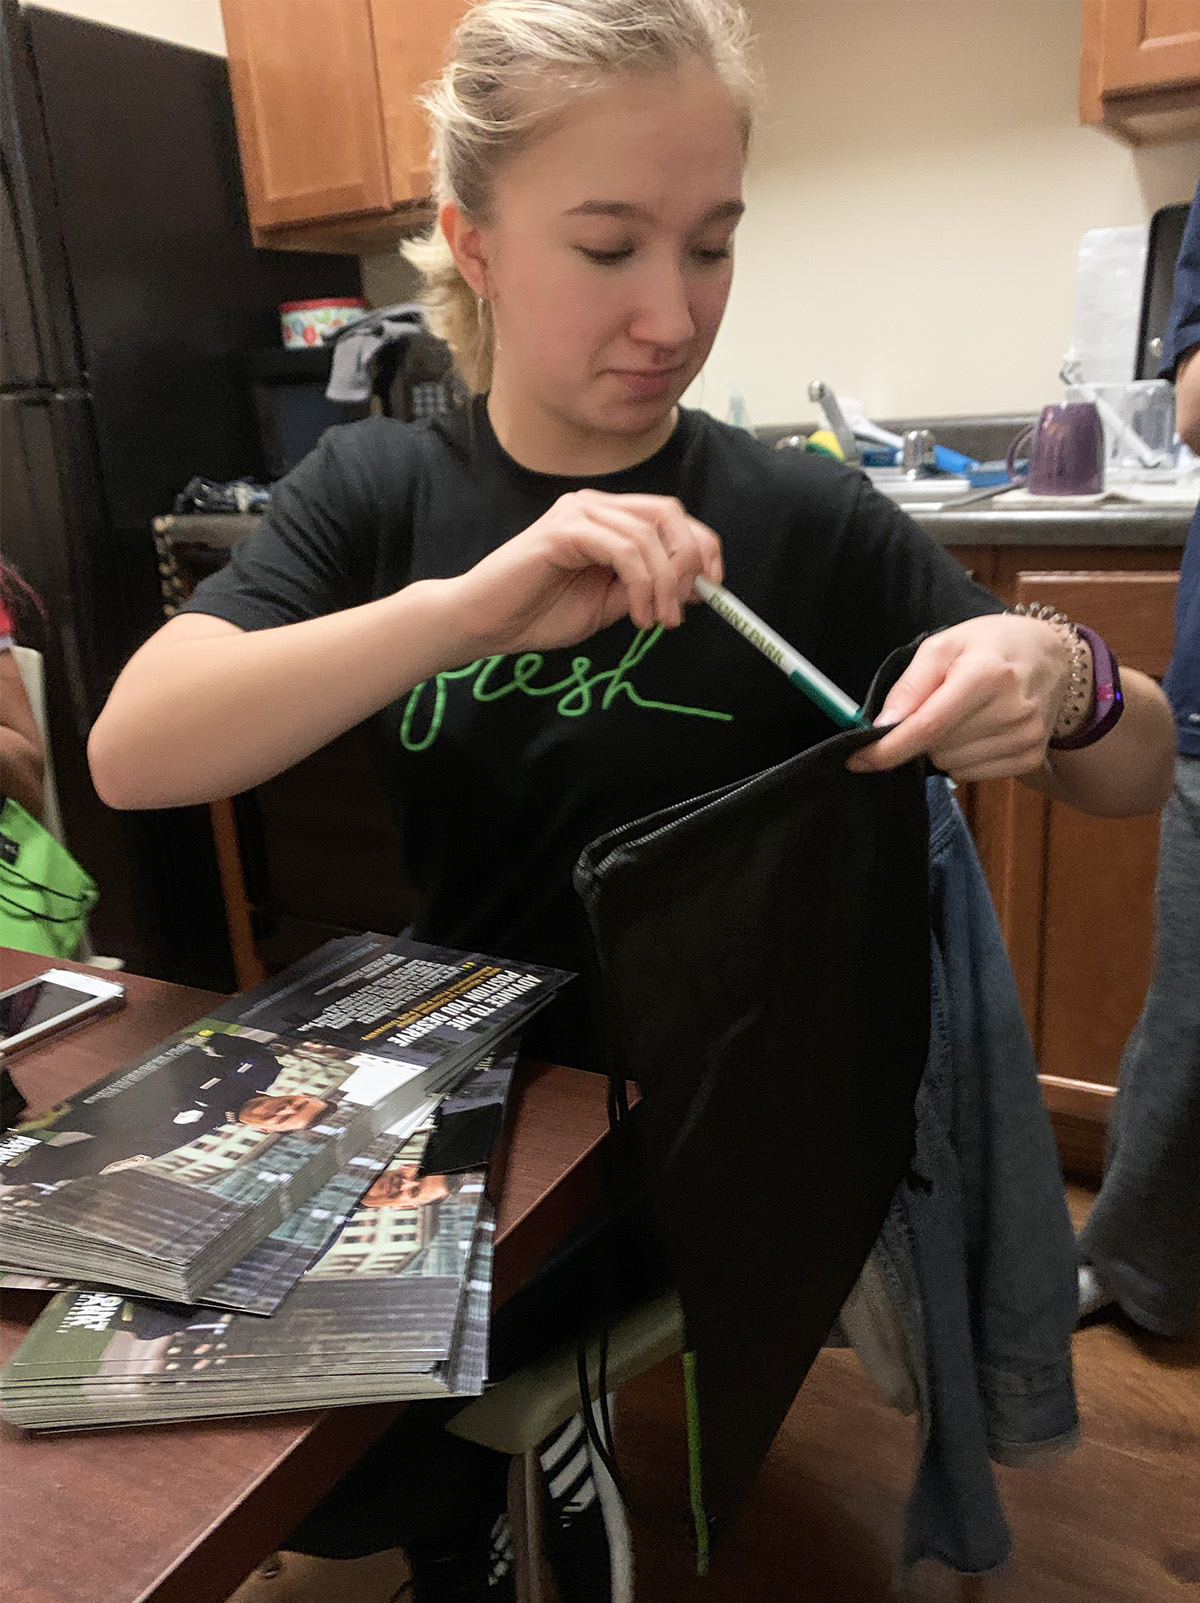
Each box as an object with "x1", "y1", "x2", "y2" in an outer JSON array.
[
  {"x1": 89, "y1": 580, "x2": 470, "y2": 809},
  {"x1": 1027, "y1": 668, "x2": 1177, "y2": 818},
  {"x1": 90, "y1": 490, "x2": 726, "y2": 811}
]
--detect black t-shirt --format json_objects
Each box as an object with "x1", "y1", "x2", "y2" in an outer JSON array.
[{"x1": 183, "y1": 401, "x2": 1002, "y2": 1062}]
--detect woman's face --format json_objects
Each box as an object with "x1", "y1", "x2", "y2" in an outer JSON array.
[{"x1": 455, "y1": 58, "x2": 746, "y2": 460}]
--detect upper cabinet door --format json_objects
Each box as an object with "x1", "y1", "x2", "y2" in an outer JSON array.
[
  {"x1": 370, "y1": 0, "x2": 469, "y2": 205},
  {"x1": 1081, "y1": 0, "x2": 1200, "y2": 141},
  {"x1": 221, "y1": 0, "x2": 393, "y2": 229},
  {"x1": 1098, "y1": 0, "x2": 1200, "y2": 94}
]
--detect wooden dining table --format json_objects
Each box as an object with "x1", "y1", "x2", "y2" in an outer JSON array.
[{"x1": 0, "y1": 947, "x2": 620, "y2": 1603}]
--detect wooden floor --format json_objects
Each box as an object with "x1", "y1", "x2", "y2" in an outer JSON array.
[{"x1": 612, "y1": 1183, "x2": 1200, "y2": 1602}]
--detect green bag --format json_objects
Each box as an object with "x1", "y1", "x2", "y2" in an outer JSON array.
[{"x1": 0, "y1": 797, "x2": 97, "y2": 959}]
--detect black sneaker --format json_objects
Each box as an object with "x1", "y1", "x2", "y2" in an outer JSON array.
[
  {"x1": 284, "y1": 1402, "x2": 514, "y2": 1603},
  {"x1": 408, "y1": 1521, "x2": 515, "y2": 1603},
  {"x1": 538, "y1": 1411, "x2": 633, "y2": 1603}
]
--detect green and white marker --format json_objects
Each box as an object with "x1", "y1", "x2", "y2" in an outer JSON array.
[{"x1": 693, "y1": 575, "x2": 868, "y2": 730}]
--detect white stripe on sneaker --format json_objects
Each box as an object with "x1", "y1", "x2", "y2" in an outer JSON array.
[
  {"x1": 560, "y1": 1479, "x2": 598, "y2": 1516},
  {"x1": 539, "y1": 1413, "x2": 584, "y2": 1475},
  {"x1": 548, "y1": 1444, "x2": 590, "y2": 1502}
]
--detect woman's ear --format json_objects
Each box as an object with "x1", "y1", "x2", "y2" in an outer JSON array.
[{"x1": 439, "y1": 200, "x2": 490, "y2": 298}]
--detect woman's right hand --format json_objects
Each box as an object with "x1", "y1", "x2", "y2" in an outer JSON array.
[
  {"x1": 444, "y1": 490, "x2": 724, "y2": 657},
  {"x1": 87, "y1": 492, "x2": 722, "y2": 811}
]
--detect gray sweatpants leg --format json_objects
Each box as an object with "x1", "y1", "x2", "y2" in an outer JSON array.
[{"x1": 1078, "y1": 753, "x2": 1200, "y2": 1337}]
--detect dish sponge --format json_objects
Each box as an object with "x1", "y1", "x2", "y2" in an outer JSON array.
[{"x1": 804, "y1": 428, "x2": 844, "y2": 461}]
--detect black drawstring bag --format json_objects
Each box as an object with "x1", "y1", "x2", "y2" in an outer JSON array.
[{"x1": 571, "y1": 639, "x2": 932, "y2": 1553}]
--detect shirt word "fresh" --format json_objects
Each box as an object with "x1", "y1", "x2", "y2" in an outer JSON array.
[{"x1": 399, "y1": 625, "x2": 733, "y2": 754}]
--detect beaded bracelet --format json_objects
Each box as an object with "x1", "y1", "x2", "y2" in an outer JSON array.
[
  {"x1": 1050, "y1": 626, "x2": 1124, "y2": 750},
  {"x1": 1011, "y1": 602, "x2": 1092, "y2": 740}
]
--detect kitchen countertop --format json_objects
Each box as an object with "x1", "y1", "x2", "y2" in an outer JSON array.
[
  {"x1": 153, "y1": 505, "x2": 1190, "y2": 549},
  {"x1": 757, "y1": 419, "x2": 1191, "y2": 549},
  {"x1": 150, "y1": 481, "x2": 1191, "y2": 555},
  {"x1": 910, "y1": 501, "x2": 1192, "y2": 547}
]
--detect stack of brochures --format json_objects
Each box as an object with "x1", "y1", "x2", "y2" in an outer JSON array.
[
  {"x1": 0, "y1": 1112, "x2": 498, "y2": 1427},
  {"x1": 0, "y1": 933, "x2": 571, "y2": 1430},
  {"x1": 0, "y1": 933, "x2": 567, "y2": 1301}
]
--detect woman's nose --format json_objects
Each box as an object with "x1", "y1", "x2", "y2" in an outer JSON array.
[{"x1": 629, "y1": 260, "x2": 695, "y2": 348}]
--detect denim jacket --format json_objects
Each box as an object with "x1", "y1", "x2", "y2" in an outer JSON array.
[{"x1": 845, "y1": 777, "x2": 1079, "y2": 1577}]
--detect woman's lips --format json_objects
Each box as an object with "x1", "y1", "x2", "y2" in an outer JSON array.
[{"x1": 609, "y1": 367, "x2": 681, "y2": 399}]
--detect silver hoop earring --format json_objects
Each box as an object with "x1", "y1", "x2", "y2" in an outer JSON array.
[{"x1": 476, "y1": 295, "x2": 488, "y2": 328}]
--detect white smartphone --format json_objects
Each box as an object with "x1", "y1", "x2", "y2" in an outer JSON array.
[{"x1": 0, "y1": 969, "x2": 126, "y2": 1058}]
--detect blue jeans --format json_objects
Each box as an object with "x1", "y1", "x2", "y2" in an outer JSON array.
[
  {"x1": 1079, "y1": 754, "x2": 1200, "y2": 1337},
  {"x1": 867, "y1": 779, "x2": 1080, "y2": 1578}
]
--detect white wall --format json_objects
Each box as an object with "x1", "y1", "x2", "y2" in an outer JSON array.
[
  {"x1": 32, "y1": 0, "x2": 1200, "y2": 425},
  {"x1": 680, "y1": 0, "x2": 1200, "y2": 425},
  {"x1": 27, "y1": 0, "x2": 225, "y2": 54}
]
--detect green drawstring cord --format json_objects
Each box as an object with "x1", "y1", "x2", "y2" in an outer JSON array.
[{"x1": 682, "y1": 1349, "x2": 710, "y2": 1576}]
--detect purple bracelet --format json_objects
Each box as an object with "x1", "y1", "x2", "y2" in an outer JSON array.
[{"x1": 1048, "y1": 625, "x2": 1125, "y2": 750}]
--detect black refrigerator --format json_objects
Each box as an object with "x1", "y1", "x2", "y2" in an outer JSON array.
[{"x1": 0, "y1": 2, "x2": 362, "y2": 989}]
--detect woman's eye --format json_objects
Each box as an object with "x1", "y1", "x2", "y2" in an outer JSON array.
[
  {"x1": 692, "y1": 247, "x2": 732, "y2": 263},
  {"x1": 577, "y1": 247, "x2": 635, "y2": 265}
]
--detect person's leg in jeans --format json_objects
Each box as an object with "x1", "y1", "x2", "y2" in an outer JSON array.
[{"x1": 1078, "y1": 754, "x2": 1200, "y2": 1336}]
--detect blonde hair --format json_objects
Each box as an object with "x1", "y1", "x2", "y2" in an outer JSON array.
[{"x1": 402, "y1": 0, "x2": 756, "y2": 393}]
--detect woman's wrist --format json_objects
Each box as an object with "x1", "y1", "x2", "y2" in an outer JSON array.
[
  {"x1": 1052, "y1": 633, "x2": 1094, "y2": 740},
  {"x1": 1009, "y1": 604, "x2": 1093, "y2": 742},
  {"x1": 1009, "y1": 603, "x2": 1126, "y2": 750},
  {"x1": 382, "y1": 577, "x2": 485, "y2": 676},
  {"x1": 1032, "y1": 667, "x2": 1173, "y2": 817},
  {"x1": 1049, "y1": 625, "x2": 1125, "y2": 750}
]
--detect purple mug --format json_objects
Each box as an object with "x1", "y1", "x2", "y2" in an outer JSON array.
[{"x1": 1006, "y1": 402, "x2": 1105, "y2": 496}]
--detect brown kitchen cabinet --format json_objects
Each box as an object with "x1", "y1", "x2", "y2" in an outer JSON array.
[
  {"x1": 220, "y1": 0, "x2": 468, "y2": 251},
  {"x1": 1081, "y1": 0, "x2": 1200, "y2": 143},
  {"x1": 945, "y1": 544, "x2": 1180, "y2": 1177}
]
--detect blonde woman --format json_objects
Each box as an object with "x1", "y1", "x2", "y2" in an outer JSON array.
[
  {"x1": 91, "y1": 3, "x2": 1172, "y2": 1068},
  {"x1": 90, "y1": 1, "x2": 1174, "y2": 1595}
]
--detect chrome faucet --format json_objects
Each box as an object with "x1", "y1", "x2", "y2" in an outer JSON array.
[
  {"x1": 807, "y1": 380, "x2": 861, "y2": 465},
  {"x1": 901, "y1": 428, "x2": 937, "y2": 478}
]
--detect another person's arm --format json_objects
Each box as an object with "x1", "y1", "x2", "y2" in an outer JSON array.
[
  {"x1": 1174, "y1": 344, "x2": 1200, "y2": 452},
  {"x1": 0, "y1": 647, "x2": 45, "y2": 820},
  {"x1": 1161, "y1": 180, "x2": 1200, "y2": 451}
]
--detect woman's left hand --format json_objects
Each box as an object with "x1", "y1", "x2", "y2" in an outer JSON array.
[{"x1": 845, "y1": 613, "x2": 1072, "y2": 781}]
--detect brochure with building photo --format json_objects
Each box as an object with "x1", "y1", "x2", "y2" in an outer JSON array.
[
  {"x1": 0, "y1": 1038, "x2": 512, "y2": 1314},
  {"x1": 0, "y1": 1043, "x2": 520, "y2": 1318},
  {"x1": 207, "y1": 1040, "x2": 518, "y2": 1316},
  {"x1": 0, "y1": 1124, "x2": 498, "y2": 1429},
  {"x1": 0, "y1": 935, "x2": 568, "y2": 1302}
]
